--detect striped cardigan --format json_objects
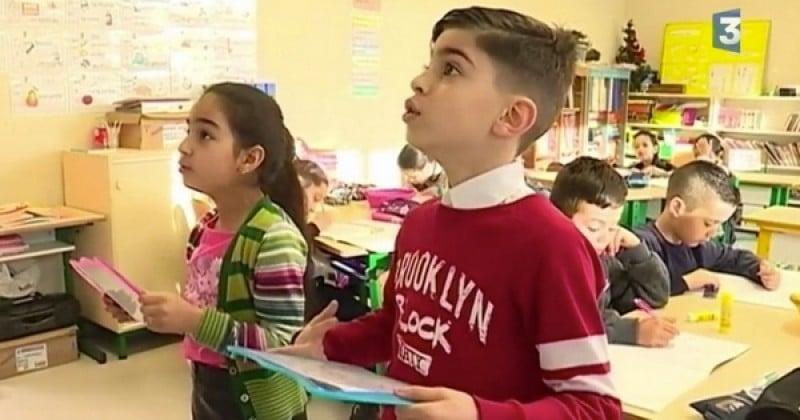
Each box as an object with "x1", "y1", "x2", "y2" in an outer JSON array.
[{"x1": 189, "y1": 199, "x2": 308, "y2": 419}]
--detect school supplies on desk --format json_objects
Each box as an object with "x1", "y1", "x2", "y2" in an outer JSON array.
[
  {"x1": 609, "y1": 332, "x2": 750, "y2": 412},
  {"x1": 699, "y1": 269, "x2": 800, "y2": 311},
  {"x1": 690, "y1": 371, "x2": 779, "y2": 419},
  {"x1": 633, "y1": 298, "x2": 656, "y2": 316},
  {"x1": 69, "y1": 257, "x2": 143, "y2": 322},
  {"x1": 226, "y1": 347, "x2": 412, "y2": 406}
]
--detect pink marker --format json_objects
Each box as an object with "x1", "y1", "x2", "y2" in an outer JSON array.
[{"x1": 634, "y1": 298, "x2": 656, "y2": 316}]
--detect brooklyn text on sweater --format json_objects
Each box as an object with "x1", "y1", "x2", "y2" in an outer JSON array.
[{"x1": 393, "y1": 250, "x2": 495, "y2": 376}]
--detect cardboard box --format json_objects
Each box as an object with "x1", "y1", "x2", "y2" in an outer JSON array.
[
  {"x1": 0, "y1": 327, "x2": 78, "y2": 380},
  {"x1": 107, "y1": 111, "x2": 188, "y2": 150}
]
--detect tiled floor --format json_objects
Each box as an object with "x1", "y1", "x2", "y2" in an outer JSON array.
[{"x1": 0, "y1": 344, "x2": 354, "y2": 420}]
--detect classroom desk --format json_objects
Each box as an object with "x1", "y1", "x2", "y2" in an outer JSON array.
[
  {"x1": 742, "y1": 205, "x2": 800, "y2": 260},
  {"x1": 0, "y1": 207, "x2": 106, "y2": 363},
  {"x1": 524, "y1": 170, "x2": 666, "y2": 227},
  {"x1": 623, "y1": 293, "x2": 800, "y2": 420},
  {"x1": 314, "y1": 202, "x2": 392, "y2": 309},
  {"x1": 734, "y1": 171, "x2": 800, "y2": 206}
]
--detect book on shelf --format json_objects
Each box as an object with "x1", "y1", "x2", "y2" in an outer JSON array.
[
  {"x1": 0, "y1": 234, "x2": 29, "y2": 256},
  {"x1": 724, "y1": 137, "x2": 800, "y2": 168}
]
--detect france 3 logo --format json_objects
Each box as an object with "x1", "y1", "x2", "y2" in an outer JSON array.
[{"x1": 712, "y1": 8, "x2": 742, "y2": 53}]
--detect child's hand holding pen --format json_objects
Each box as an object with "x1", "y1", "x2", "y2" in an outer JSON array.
[
  {"x1": 758, "y1": 260, "x2": 781, "y2": 290},
  {"x1": 634, "y1": 298, "x2": 679, "y2": 348}
]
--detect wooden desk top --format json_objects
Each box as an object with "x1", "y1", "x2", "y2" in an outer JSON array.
[
  {"x1": 742, "y1": 205, "x2": 800, "y2": 231},
  {"x1": 525, "y1": 170, "x2": 666, "y2": 201},
  {"x1": 314, "y1": 203, "x2": 374, "y2": 258},
  {"x1": 734, "y1": 171, "x2": 800, "y2": 187},
  {"x1": 0, "y1": 206, "x2": 104, "y2": 236},
  {"x1": 624, "y1": 294, "x2": 800, "y2": 419}
]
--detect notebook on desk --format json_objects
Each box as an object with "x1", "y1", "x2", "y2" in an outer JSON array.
[
  {"x1": 686, "y1": 269, "x2": 798, "y2": 310},
  {"x1": 610, "y1": 333, "x2": 750, "y2": 412}
]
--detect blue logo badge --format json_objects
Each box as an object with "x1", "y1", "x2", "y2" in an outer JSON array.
[{"x1": 712, "y1": 8, "x2": 742, "y2": 53}]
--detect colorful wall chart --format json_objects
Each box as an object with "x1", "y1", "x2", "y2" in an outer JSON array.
[
  {"x1": 351, "y1": 0, "x2": 381, "y2": 98},
  {"x1": 660, "y1": 20, "x2": 770, "y2": 95},
  {"x1": 0, "y1": 0, "x2": 258, "y2": 115}
]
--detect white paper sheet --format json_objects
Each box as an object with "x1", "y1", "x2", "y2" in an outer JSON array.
[
  {"x1": 693, "y1": 269, "x2": 799, "y2": 310},
  {"x1": 609, "y1": 333, "x2": 749, "y2": 412}
]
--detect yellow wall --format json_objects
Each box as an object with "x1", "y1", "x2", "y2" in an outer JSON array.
[
  {"x1": 626, "y1": 0, "x2": 800, "y2": 89},
  {"x1": 0, "y1": 0, "x2": 626, "y2": 205}
]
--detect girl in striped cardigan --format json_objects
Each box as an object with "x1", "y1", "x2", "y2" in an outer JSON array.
[{"x1": 105, "y1": 83, "x2": 311, "y2": 420}]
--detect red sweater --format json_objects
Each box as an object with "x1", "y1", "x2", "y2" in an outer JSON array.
[{"x1": 323, "y1": 195, "x2": 620, "y2": 419}]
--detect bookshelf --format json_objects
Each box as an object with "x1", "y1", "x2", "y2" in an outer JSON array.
[
  {"x1": 523, "y1": 65, "x2": 631, "y2": 168},
  {"x1": 625, "y1": 93, "x2": 800, "y2": 172}
]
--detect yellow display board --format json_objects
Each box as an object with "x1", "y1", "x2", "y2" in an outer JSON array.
[{"x1": 660, "y1": 20, "x2": 770, "y2": 95}]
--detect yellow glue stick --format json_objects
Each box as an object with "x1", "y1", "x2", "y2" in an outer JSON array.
[
  {"x1": 686, "y1": 311, "x2": 716, "y2": 322},
  {"x1": 719, "y1": 291, "x2": 733, "y2": 333}
]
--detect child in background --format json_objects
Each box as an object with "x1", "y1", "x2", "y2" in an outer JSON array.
[
  {"x1": 636, "y1": 160, "x2": 780, "y2": 295},
  {"x1": 550, "y1": 157, "x2": 676, "y2": 347},
  {"x1": 287, "y1": 7, "x2": 620, "y2": 420},
  {"x1": 294, "y1": 159, "x2": 333, "y2": 236},
  {"x1": 295, "y1": 158, "x2": 378, "y2": 420},
  {"x1": 107, "y1": 83, "x2": 310, "y2": 420},
  {"x1": 397, "y1": 144, "x2": 447, "y2": 198},
  {"x1": 692, "y1": 133, "x2": 726, "y2": 169},
  {"x1": 630, "y1": 130, "x2": 675, "y2": 176}
]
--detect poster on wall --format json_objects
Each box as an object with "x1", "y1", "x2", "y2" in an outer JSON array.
[
  {"x1": 351, "y1": 0, "x2": 381, "y2": 98},
  {"x1": 1, "y1": 0, "x2": 258, "y2": 115}
]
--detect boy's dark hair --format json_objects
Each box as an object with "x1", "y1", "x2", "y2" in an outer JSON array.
[
  {"x1": 666, "y1": 160, "x2": 737, "y2": 209},
  {"x1": 203, "y1": 83, "x2": 306, "y2": 235},
  {"x1": 633, "y1": 130, "x2": 658, "y2": 146},
  {"x1": 397, "y1": 144, "x2": 429, "y2": 170},
  {"x1": 294, "y1": 159, "x2": 329, "y2": 187},
  {"x1": 432, "y1": 7, "x2": 579, "y2": 153},
  {"x1": 550, "y1": 157, "x2": 628, "y2": 217}
]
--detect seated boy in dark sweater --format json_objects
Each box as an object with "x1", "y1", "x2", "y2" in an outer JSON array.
[
  {"x1": 635, "y1": 160, "x2": 781, "y2": 295},
  {"x1": 550, "y1": 157, "x2": 676, "y2": 347}
]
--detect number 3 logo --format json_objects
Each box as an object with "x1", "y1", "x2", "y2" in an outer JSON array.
[
  {"x1": 712, "y1": 9, "x2": 742, "y2": 53},
  {"x1": 718, "y1": 16, "x2": 741, "y2": 45}
]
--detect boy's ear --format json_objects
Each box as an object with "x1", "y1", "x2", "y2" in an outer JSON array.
[
  {"x1": 666, "y1": 196, "x2": 687, "y2": 217},
  {"x1": 492, "y1": 96, "x2": 537, "y2": 138}
]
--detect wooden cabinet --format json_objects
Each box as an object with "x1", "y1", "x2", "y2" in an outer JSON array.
[{"x1": 62, "y1": 149, "x2": 193, "y2": 333}]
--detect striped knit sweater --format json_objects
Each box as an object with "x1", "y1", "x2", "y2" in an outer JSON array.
[{"x1": 188, "y1": 199, "x2": 308, "y2": 419}]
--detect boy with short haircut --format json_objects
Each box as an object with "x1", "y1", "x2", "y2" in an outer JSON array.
[
  {"x1": 550, "y1": 157, "x2": 676, "y2": 347},
  {"x1": 287, "y1": 7, "x2": 620, "y2": 420},
  {"x1": 636, "y1": 160, "x2": 781, "y2": 295}
]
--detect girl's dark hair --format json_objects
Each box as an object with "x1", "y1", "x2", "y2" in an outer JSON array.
[
  {"x1": 397, "y1": 144, "x2": 428, "y2": 170},
  {"x1": 633, "y1": 130, "x2": 660, "y2": 162},
  {"x1": 294, "y1": 159, "x2": 329, "y2": 187},
  {"x1": 693, "y1": 133, "x2": 724, "y2": 159},
  {"x1": 202, "y1": 83, "x2": 306, "y2": 235}
]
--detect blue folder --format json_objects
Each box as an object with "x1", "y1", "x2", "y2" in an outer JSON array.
[{"x1": 227, "y1": 346, "x2": 412, "y2": 406}]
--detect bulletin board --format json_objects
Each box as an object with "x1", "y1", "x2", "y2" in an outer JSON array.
[
  {"x1": 660, "y1": 20, "x2": 770, "y2": 96},
  {"x1": 0, "y1": 0, "x2": 257, "y2": 115}
]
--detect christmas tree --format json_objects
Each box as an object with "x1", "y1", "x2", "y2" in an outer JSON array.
[
  {"x1": 615, "y1": 20, "x2": 653, "y2": 91},
  {"x1": 615, "y1": 20, "x2": 646, "y2": 65}
]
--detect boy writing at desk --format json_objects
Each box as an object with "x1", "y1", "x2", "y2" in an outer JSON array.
[
  {"x1": 550, "y1": 157, "x2": 676, "y2": 347},
  {"x1": 636, "y1": 160, "x2": 781, "y2": 295},
  {"x1": 284, "y1": 6, "x2": 620, "y2": 420}
]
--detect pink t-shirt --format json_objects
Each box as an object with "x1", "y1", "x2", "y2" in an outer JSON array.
[{"x1": 182, "y1": 225, "x2": 234, "y2": 367}]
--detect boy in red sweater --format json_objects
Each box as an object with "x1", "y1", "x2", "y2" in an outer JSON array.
[{"x1": 286, "y1": 6, "x2": 620, "y2": 420}]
